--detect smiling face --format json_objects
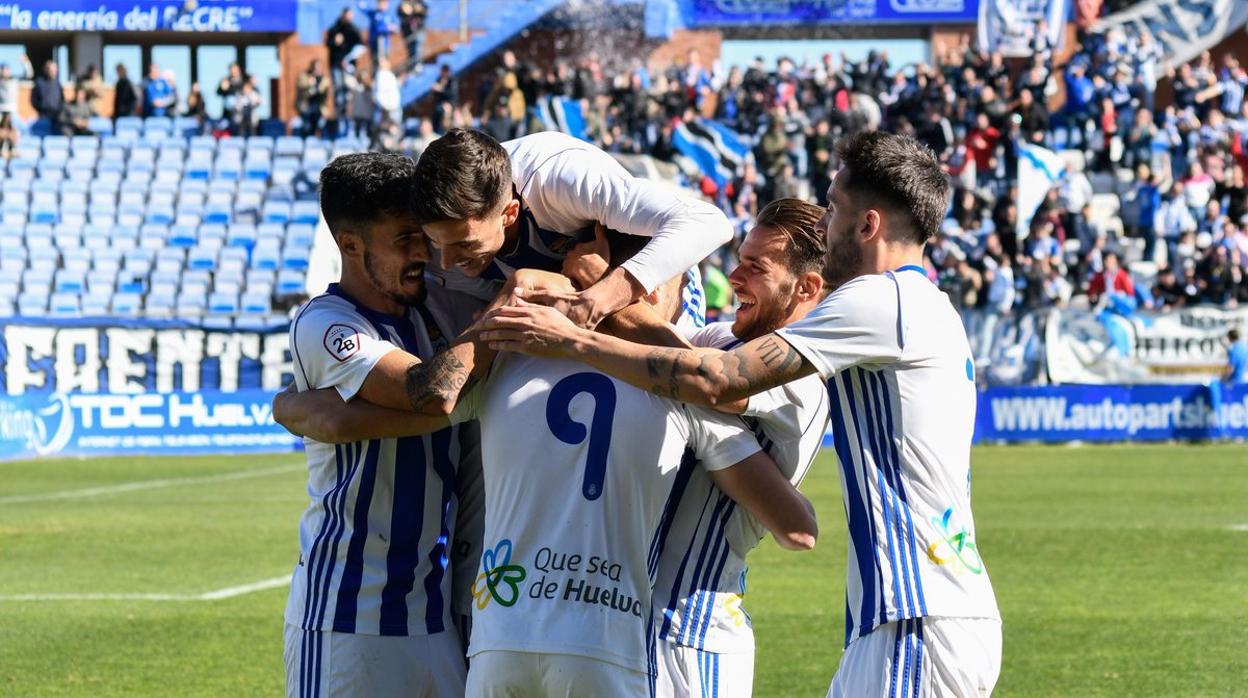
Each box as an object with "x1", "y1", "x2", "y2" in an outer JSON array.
[
  {"x1": 352, "y1": 213, "x2": 432, "y2": 310},
  {"x1": 729, "y1": 226, "x2": 803, "y2": 341},
  {"x1": 423, "y1": 198, "x2": 519, "y2": 277}
]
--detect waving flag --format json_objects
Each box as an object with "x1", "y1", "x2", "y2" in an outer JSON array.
[
  {"x1": 1016, "y1": 142, "x2": 1066, "y2": 239},
  {"x1": 537, "y1": 96, "x2": 588, "y2": 142},
  {"x1": 672, "y1": 118, "x2": 750, "y2": 188}
]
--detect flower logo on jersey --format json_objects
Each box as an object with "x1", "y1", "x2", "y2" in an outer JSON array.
[
  {"x1": 926, "y1": 507, "x2": 984, "y2": 574},
  {"x1": 473, "y1": 539, "x2": 527, "y2": 609}
]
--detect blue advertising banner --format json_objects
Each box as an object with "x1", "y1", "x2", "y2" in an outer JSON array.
[
  {"x1": 688, "y1": 0, "x2": 978, "y2": 26},
  {"x1": 0, "y1": 389, "x2": 298, "y2": 460},
  {"x1": 975, "y1": 384, "x2": 1248, "y2": 442},
  {"x1": 1, "y1": 318, "x2": 292, "y2": 395},
  {"x1": 0, "y1": 0, "x2": 298, "y2": 33}
]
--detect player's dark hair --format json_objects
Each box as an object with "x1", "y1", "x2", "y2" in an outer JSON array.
[
  {"x1": 603, "y1": 229, "x2": 649, "y2": 268},
  {"x1": 835, "y1": 131, "x2": 950, "y2": 245},
  {"x1": 319, "y1": 152, "x2": 420, "y2": 235},
  {"x1": 1230, "y1": 328, "x2": 1241, "y2": 342},
  {"x1": 755, "y1": 197, "x2": 826, "y2": 276},
  {"x1": 413, "y1": 128, "x2": 512, "y2": 222}
]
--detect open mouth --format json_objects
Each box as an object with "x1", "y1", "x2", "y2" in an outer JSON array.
[
  {"x1": 403, "y1": 268, "x2": 424, "y2": 283},
  {"x1": 736, "y1": 294, "x2": 756, "y2": 314}
]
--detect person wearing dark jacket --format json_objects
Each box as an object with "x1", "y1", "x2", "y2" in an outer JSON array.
[
  {"x1": 112, "y1": 63, "x2": 138, "y2": 119},
  {"x1": 326, "y1": 7, "x2": 363, "y2": 138},
  {"x1": 30, "y1": 60, "x2": 64, "y2": 131}
]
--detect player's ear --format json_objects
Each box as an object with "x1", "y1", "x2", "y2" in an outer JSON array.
[
  {"x1": 860, "y1": 208, "x2": 882, "y2": 242},
  {"x1": 337, "y1": 230, "x2": 365, "y2": 259},
  {"x1": 501, "y1": 198, "x2": 521, "y2": 227},
  {"x1": 795, "y1": 270, "x2": 824, "y2": 302}
]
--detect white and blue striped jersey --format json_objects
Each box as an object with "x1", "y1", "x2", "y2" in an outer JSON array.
[
  {"x1": 777, "y1": 267, "x2": 1000, "y2": 648},
  {"x1": 449, "y1": 352, "x2": 764, "y2": 676},
  {"x1": 653, "y1": 322, "x2": 829, "y2": 655},
  {"x1": 284, "y1": 280, "x2": 484, "y2": 637},
  {"x1": 430, "y1": 130, "x2": 728, "y2": 328}
]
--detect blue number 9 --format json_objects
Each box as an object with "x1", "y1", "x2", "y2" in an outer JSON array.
[{"x1": 545, "y1": 373, "x2": 617, "y2": 501}]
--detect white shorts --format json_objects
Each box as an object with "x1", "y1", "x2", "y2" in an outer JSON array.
[
  {"x1": 465, "y1": 650, "x2": 649, "y2": 698},
  {"x1": 827, "y1": 617, "x2": 1001, "y2": 698},
  {"x1": 283, "y1": 623, "x2": 466, "y2": 698},
  {"x1": 655, "y1": 641, "x2": 753, "y2": 698}
]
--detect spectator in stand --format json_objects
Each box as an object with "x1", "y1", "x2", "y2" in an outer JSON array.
[
  {"x1": 30, "y1": 60, "x2": 63, "y2": 132},
  {"x1": 184, "y1": 82, "x2": 207, "y2": 134},
  {"x1": 1157, "y1": 181, "x2": 1195, "y2": 264},
  {"x1": 980, "y1": 252, "x2": 1015, "y2": 356},
  {"x1": 327, "y1": 6, "x2": 364, "y2": 132},
  {"x1": 1182, "y1": 162, "x2": 1217, "y2": 219},
  {"x1": 217, "y1": 63, "x2": 245, "y2": 133},
  {"x1": 1088, "y1": 251, "x2": 1136, "y2": 310},
  {"x1": 967, "y1": 112, "x2": 1000, "y2": 189},
  {"x1": 59, "y1": 86, "x2": 93, "y2": 136},
  {"x1": 1225, "y1": 328, "x2": 1247, "y2": 383},
  {"x1": 1063, "y1": 61, "x2": 1095, "y2": 147},
  {"x1": 347, "y1": 69, "x2": 375, "y2": 141},
  {"x1": 1195, "y1": 244, "x2": 1241, "y2": 305},
  {"x1": 141, "y1": 63, "x2": 174, "y2": 118},
  {"x1": 235, "y1": 76, "x2": 263, "y2": 137},
  {"x1": 365, "y1": 0, "x2": 397, "y2": 69},
  {"x1": 0, "y1": 55, "x2": 32, "y2": 145},
  {"x1": 398, "y1": 0, "x2": 428, "y2": 74},
  {"x1": 77, "y1": 64, "x2": 105, "y2": 115},
  {"x1": 1015, "y1": 88, "x2": 1050, "y2": 142},
  {"x1": 113, "y1": 63, "x2": 138, "y2": 120},
  {"x1": 297, "y1": 59, "x2": 331, "y2": 137},
  {"x1": 373, "y1": 56, "x2": 401, "y2": 126}
]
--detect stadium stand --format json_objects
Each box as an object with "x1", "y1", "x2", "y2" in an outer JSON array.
[{"x1": 0, "y1": 125, "x2": 368, "y2": 324}]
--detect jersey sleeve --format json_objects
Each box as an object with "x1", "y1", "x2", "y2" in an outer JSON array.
[
  {"x1": 532, "y1": 147, "x2": 733, "y2": 293},
  {"x1": 684, "y1": 321, "x2": 739, "y2": 349},
  {"x1": 289, "y1": 302, "x2": 399, "y2": 401},
  {"x1": 683, "y1": 404, "x2": 762, "y2": 472},
  {"x1": 741, "y1": 375, "x2": 829, "y2": 484},
  {"x1": 448, "y1": 367, "x2": 487, "y2": 425},
  {"x1": 775, "y1": 274, "x2": 904, "y2": 379}
]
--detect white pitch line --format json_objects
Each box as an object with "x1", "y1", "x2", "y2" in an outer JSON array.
[
  {"x1": 0, "y1": 575, "x2": 290, "y2": 602},
  {"x1": 1228, "y1": 523, "x2": 1248, "y2": 532},
  {"x1": 0, "y1": 463, "x2": 303, "y2": 505}
]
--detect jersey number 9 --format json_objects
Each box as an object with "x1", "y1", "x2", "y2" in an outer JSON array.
[{"x1": 545, "y1": 373, "x2": 617, "y2": 501}]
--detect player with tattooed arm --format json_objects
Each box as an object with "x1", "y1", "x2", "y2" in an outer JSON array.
[{"x1": 478, "y1": 132, "x2": 1002, "y2": 697}]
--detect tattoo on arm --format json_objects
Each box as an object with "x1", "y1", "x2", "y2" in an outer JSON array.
[
  {"x1": 405, "y1": 351, "x2": 479, "y2": 414},
  {"x1": 645, "y1": 349, "x2": 681, "y2": 399}
]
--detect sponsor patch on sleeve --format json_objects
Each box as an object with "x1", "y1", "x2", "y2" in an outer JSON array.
[{"x1": 323, "y1": 324, "x2": 363, "y2": 362}]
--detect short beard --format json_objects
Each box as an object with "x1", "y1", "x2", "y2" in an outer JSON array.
[
  {"x1": 822, "y1": 228, "x2": 864, "y2": 293},
  {"x1": 365, "y1": 248, "x2": 427, "y2": 308},
  {"x1": 733, "y1": 280, "x2": 795, "y2": 342}
]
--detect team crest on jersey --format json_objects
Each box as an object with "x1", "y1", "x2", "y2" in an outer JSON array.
[{"x1": 323, "y1": 324, "x2": 362, "y2": 362}]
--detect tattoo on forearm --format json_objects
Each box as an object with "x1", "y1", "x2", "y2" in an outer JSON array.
[
  {"x1": 756, "y1": 337, "x2": 804, "y2": 373},
  {"x1": 645, "y1": 349, "x2": 681, "y2": 399},
  {"x1": 405, "y1": 351, "x2": 478, "y2": 414}
]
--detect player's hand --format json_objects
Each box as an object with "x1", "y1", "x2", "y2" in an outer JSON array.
[
  {"x1": 561, "y1": 224, "x2": 611, "y2": 290},
  {"x1": 477, "y1": 297, "x2": 582, "y2": 357},
  {"x1": 273, "y1": 386, "x2": 343, "y2": 441}
]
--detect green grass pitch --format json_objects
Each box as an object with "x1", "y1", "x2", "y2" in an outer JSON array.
[{"x1": 1, "y1": 445, "x2": 1245, "y2": 696}]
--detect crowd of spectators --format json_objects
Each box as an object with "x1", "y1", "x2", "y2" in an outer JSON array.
[{"x1": 391, "y1": 25, "x2": 1248, "y2": 349}]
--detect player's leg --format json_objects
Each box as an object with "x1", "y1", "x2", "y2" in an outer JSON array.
[
  {"x1": 922, "y1": 617, "x2": 1002, "y2": 697},
  {"x1": 318, "y1": 631, "x2": 465, "y2": 697},
  {"x1": 284, "y1": 623, "x2": 328, "y2": 698},
  {"x1": 656, "y1": 642, "x2": 753, "y2": 698},
  {"x1": 825, "y1": 620, "x2": 897, "y2": 698},
  {"x1": 465, "y1": 650, "x2": 542, "y2": 697},
  {"x1": 537, "y1": 653, "x2": 650, "y2": 698}
]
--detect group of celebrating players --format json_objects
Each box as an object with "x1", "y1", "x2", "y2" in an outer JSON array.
[{"x1": 272, "y1": 126, "x2": 1002, "y2": 697}]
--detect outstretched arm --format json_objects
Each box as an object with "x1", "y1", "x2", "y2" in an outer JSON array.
[
  {"x1": 709, "y1": 451, "x2": 817, "y2": 551},
  {"x1": 274, "y1": 385, "x2": 449, "y2": 443},
  {"x1": 477, "y1": 301, "x2": 815, "y2": 409}
]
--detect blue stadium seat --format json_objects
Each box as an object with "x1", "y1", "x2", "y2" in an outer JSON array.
[
  {"x1": 144, "y1": 116, "x2": 173, "y2": 135},
  {"x1": 176, "y1": 291, "x2": 207, "y2": 317},
  {"x1": 185, "y1": 155, "x2": 212, "y2": 180},
  {"x1": 145, "y1": 205, "x2": 175, "y2": 226},
  {"x1": 82, "y1": 292, "x2": 110, "y2": 316},
  {"x1": 198, "y1": 223, "x2": 227, "y2": 246},
  {"x1": 244, "y1": 158, "x2": 272, "y2": 180},
  {"x1": 168, "y1": 225, "x2": 198, "y2": 248},
  {"x1": 282, "y1": 245, "x2": 310, "y2": 271},
  {"x1": 187, "y1": 245, "x2": 218, "y2": 270},
  {"x1": 174, "y1": 116, "x2": 201, "y2": 138},
  {"x1": 88, "y1": 117, "x2": 114, "y2": 135},
  {"x1": 55, "y1": 269, "x2": 86, "y2": 293},
  {"x1": 286, "y1": 223, "x2": 316, "y2": 247},
  {"x1": 113, "y1": 291, "x2": 144, "y2": 316},
  {"x1": 116, "y1": 272, "x2": 146, "y2": 295},
  {"x1": 189, "y1": 135, "x2": 216, "y2": 151},
  {"x1": 214, "y1": 159, "x2": 242, "y2": 181},
  {"x1": 48, "y1": 292, "x2": 80, "y2": 318},
  {"x1": 29, "y1": 197, "x2": 58, "y2": 224},
  {"x1": 208, "y1": 292, "x2": 239, "y2": 315},
  {"x1": 203, "y1": 201, "x2": 232, "y2": 225},
  {"x1": 275, "y1": 136, "x2": 303, "y2": 157},
  {"x1": 251, "y1": 242, "x2": 281, "y2": 271},
  {"x1": 240, "y1": 291, "x2": 271, "y2": 315},
  {"x1": 291, "y1": 201, "x2": 320, "y2": 225},
  {"x1": 262, "y1": 201, "x2": 291, "y2": 225},
  {"x1": 18, "y1": 292, "x2": 47, "y2": 317},
  {"x1": 227, "y1": 224, "x2": 257, "y2": 249},
  {"x1": 61, "y1": 248, "x2": 92, "y2": 271},
  {"x1": 276, "y1": 269, "x2": 304, "y2": 296}
]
